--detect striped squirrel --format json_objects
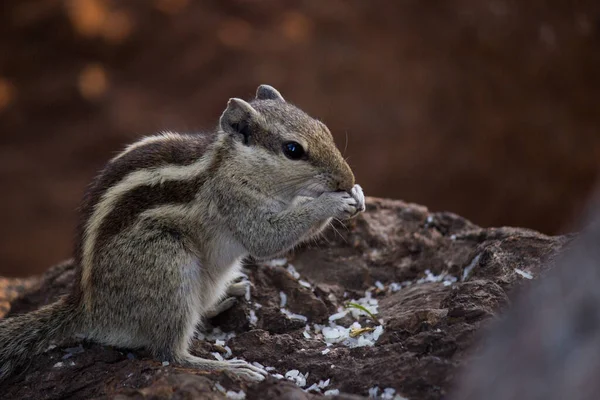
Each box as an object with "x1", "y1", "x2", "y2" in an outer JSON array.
[{"x1": 0, "y1": 85, "x2": 365, "y2": 382}]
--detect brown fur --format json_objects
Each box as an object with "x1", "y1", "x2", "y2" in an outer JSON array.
[{"x1": 75, "y1": 133, "x2": 215, "y2": 268}]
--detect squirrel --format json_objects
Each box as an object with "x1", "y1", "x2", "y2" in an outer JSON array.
[{"x1": 0, "y1": 85, "x2": 366, "y2": 382}]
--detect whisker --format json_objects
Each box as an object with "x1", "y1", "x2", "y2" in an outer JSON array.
[
  {"x1": 270, "y1": 179, "x2": 322, "y2": 199},
  {"x1": 269, "y1": 175, "x2": 313, "y2": 189},
  {"x1": 269, "y1": 179, "x2": 311, "y2": 197},
  {"x1": 269, "y1": 177, "x2": 311, "y2": 190},
  {"x1": 343, "y1": 130, "x2": 348, "y2": 156},
  {"x1": 329, "y1": 221, "x2": 347, "y2": 243},
  {"x1": 317, "y1": 225, "x2": 332, "y2": 246},
  {"x1": 338, "y1": 221, "x2": 350, "y2": 232}
]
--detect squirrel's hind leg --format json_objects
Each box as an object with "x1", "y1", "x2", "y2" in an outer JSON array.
[
  {"x1": 146, "y1": 277, "x2": 266, "y2": 382},
  {"x1": 175, "y1": 354, "x2": 267, "y2": 381}
]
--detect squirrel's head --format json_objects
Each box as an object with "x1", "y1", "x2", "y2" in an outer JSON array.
[{"x1": 218, "y1": 84, "x2": 355, "y2": 202}]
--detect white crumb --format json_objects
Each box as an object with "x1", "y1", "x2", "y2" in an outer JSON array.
[
  {"x1": 249, "y1": 309, "x2": 258, "y2": 326},
  {"x1": 285, "y1": 369, "x2": 308, "y2": 387},
  {"x1": 265, "y1": 258, "x2": 288, "y2": 267},
  {"x1": 197, "y1": 327, "x2": 237, "y2": 342},
  {"x1": 226, "y1": 390, "x2": 246, "y2": 399},
  {"x1": 280, "y1": 291, "x2": 287, "y2": 308},
  {"x1": 514, "y1": 268, "x2": 534, "y2": 279},
  {"x1": 381, "y1": 387, "x2": 396, "y2": 399},
  {"x1": 299, "y1": 279, "x2": 312, "y2": 288},
  {"x1": 462, "y1": 254, "x2": 481, "y2": 281},
  {"x1": 372, "y1": 325, "x2": 384, "y2": 341},
  {"x1": 214, "y1": 383, "x2": 226, "y2": 393},
  {"x1": 389, "y1": 282, "x2": 402, "y2": 292},
  {"x1": 280, "y1": 308, "x2": 308, "y2": 322},
  {"x1": 286, "y1": 264, "x2": 301, "y2": 279},
  {"x1": 328, "y1": 310, "x2": 348, "y2": 322},
  {"x1": 369, "y1": 386, "x2": 380, "y2": 398},
  {"x1": 305, "y1": 383, "x2": 320, "y2": 392},
  {"x1": 244, "y1": 283, "x2": 251, "y2": 301}
]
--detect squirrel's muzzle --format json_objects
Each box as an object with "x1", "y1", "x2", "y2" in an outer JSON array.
[{"x1": 336, "y1": 161, "x2": 355, "y2": 193}]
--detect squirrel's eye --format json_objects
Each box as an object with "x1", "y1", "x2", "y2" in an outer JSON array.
[{"x1": 283, "y1": 141, "x2": 305, "y2": 160}]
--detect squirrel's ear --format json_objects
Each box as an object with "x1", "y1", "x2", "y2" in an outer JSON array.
[
  {"x1": 219, "y1": 98, "x2": 259, "y2": 144},
  {"x1": 256, "y1": 84, "x2": 285, "y2": 102}
]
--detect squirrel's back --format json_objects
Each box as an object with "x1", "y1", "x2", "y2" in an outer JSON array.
[
  {"x1": 74, "y1": 132, "x2": 217, "y2": 307},
  {"x1": 75, "y1": 131, "x2": 215, "y2": 264}
]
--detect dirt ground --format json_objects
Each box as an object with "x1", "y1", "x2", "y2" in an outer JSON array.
[{"x1": 0, "y1": 0, "x2": 599, "y2": 276}]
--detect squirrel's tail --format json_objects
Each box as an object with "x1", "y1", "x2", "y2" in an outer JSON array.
[{"x1": 0, "y1": 295, "x2": 81, "y2": 381}]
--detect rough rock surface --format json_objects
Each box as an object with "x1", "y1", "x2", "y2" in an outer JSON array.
[
  {"x1": 451, "y1": 207, "x2": 600, "y2": 400},
  {"x1": 0, "y1": 198, "x2": 570, "y2": 399}
]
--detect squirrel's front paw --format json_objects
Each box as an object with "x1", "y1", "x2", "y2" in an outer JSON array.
[
  {"x1": 319, "y1": 191, "x2": 359, "y2": 220},
  {"x1": 350, "y1": 184, "x2": 366, "y2": 215}
]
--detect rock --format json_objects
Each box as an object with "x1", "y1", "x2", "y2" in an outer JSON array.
[
  {"x1": 451, "y1": 209, "x2": 600, "y2": 400},
  {"x1": 0, "y1": 198, "x2": 570, "y2": 399}
]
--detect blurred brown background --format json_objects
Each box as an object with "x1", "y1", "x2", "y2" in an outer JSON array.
[{"x1": 1, "y1": 0, "x2": 599, "y2": 277}]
